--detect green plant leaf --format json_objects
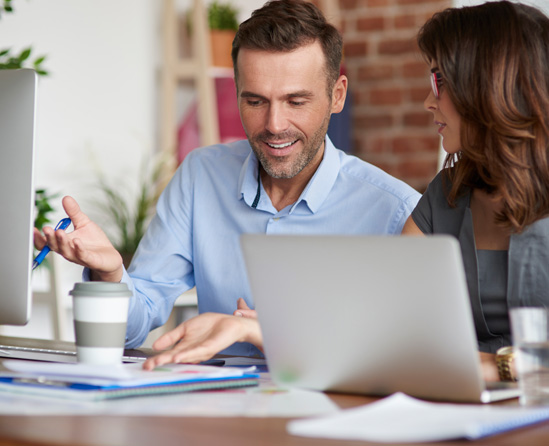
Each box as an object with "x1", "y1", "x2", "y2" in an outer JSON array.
[
  {"x1": 34, "y1": 189, "x2": 60, "y2": 231},
  {"x1": 33, "y1": 55, "x2": 46, "y2": 66},
  {"x1": 0, "y1": 36, "x2": 49, "y2": 76},
  {"x1": 18, "y1": 47, "x2": 31, "y2": 62},
  {"x1": 207, "y1": 1, "x2": 239, "y2": 31},
  {"x1": 92, "y1": 153, "x2": 168, "y2": 256}
]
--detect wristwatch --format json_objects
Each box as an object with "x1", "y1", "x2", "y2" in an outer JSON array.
[{"x1": 496, "y1": 346, "x2": 516, "y2": 382}]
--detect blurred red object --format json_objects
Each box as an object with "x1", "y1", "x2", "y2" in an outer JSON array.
[{"x1": 177, "y1": 76, "x2": 246, "y2": 165}]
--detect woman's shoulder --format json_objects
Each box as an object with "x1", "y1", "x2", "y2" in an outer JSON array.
[
  {"x1": 423, "y1": 167, "x2": 471, "y2": 210},
  {"x1": 424, "y1": 168, "x2": 450, "y2": 199}
]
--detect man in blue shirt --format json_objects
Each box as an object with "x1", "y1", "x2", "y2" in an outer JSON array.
[{"x1": 37, "y1": 0, "x2": 420, "y2": 357}]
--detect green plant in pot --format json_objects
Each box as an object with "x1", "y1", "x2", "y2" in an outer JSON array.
[
  {"x1": 0, "y1": 0, "x2": 49, "y2": 74},
  {"x1": 93, "y1": 155, "x2": 168, "y2": 269},
  {"x1": 208, "y1": 1, "x2": 238, "y2": 68},
  {"x1": 187, "y1": 1, "x2": 239, "y2": 68},
  {"x1": 208, "y1": 1, "x2": 238, "y2": 31}
]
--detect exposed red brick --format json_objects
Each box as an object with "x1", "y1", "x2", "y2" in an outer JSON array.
[
  {"x1": 397, "y1": 158, "x2": 439, "y2": 180},
  {"x1": 402, "y1": 60, "x2": 429, "y2": 78},
  {"x1": 337, "y1": 0, "x2": 452, "y2": 187},
  {"x1": 357, "y1": 64, "x2": 394, "y2": 81},
  {"x1": 409, "y1": 86, "x2": 430, "y2": 102},
  {"x1": 378, "y1": 38, "x2": 416, "y2": 55},
  {"x1": 397, "y1": 0, "x2": 443, "y2": 5},
  {"x1": 394, "y1": 14, "x2": 416, "y2": 29},
  {"x1": 339, "y1": 0, "x2": 359, "y2": 10},
  {"x1": 357, "y1": 16, "x2": 386, "y2": 32},
  {"x1": 344, "y1": 41, "x2": 368, "y2": 57},
  {"x1": 403, "y1": 111, "x2": 432, "y2": 127},
  {"x1": 393, "y1": 135, "x2": 440, "y2": 153},
  {"x1": 369, "y1": 137, "x2": 393, "y2": 154},
  {"x1": 370, "y1": 87, "x2": 404, "y2": 105},
  {"x1": 352, "y1": 90, "x2": 371, "y2": 106},
  {"x1": 365, "y1": 0, "x2": 391, "y2": 7},
  {"x1": 355, "y1": 113, "x2": 394, "y2": 129}
]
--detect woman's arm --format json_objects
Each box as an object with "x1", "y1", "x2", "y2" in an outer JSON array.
[{"x1": 401, "y1": 215, "x2": 425, "y2": 235}]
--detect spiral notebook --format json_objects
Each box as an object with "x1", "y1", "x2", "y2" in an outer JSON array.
[{"x1": 0, "y1": 360, "x2": 259, "y2": 401}]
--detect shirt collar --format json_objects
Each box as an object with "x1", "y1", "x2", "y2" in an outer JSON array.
[{"x1": 239, "y1": 136, "x2": 341, "y2": 214}]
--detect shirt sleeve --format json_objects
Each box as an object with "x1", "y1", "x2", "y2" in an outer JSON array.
[
  {"x1": 124, "y1": 160, "x2": 196, "y2": 348},
  {"x1": 410, "y1": 173, "x2": 443, "y2": 235}
]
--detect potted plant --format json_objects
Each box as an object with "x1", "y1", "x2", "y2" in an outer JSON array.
[
  {"x1": 93, "y1": 154, "x2": 168, "y2": 269},
  {"x1": 0, "y1": 0, "x2": 48, "y2": 74},
  {"x1": 208, "y1": 1, "x2": 239, "y2": 68}
]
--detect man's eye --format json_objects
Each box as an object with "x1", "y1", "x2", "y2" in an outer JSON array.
[
  {"x1": 290, "y1": 101, "x2": 306, "y2": 106},
  {"x1": 247, "y1": 100, "x2": 263, "y2": 106}
]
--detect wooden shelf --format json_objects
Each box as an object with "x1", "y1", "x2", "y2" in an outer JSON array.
[{"x1": 161, "y1": 0, "x2": 219, "y2": 164}]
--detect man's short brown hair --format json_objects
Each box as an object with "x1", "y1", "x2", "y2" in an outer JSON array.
[{"x1": 232, "y1": 0, "x2": 343, "y2": 95}]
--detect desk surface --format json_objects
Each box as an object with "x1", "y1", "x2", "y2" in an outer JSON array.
[{"x1": 1, "y1": 336, "x2": 549, "y2": 446}]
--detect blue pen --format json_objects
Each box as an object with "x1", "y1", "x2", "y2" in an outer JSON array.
[{"x1": 32, "y1": 217, "x2": 72, "y2": 270}]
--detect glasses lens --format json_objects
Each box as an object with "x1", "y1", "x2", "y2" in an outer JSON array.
[{"x1": 430, "y1": 72, "x2": 440, "y2": 98}]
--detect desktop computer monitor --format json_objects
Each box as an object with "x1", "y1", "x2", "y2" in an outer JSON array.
[{"x1": 0, "y1": 68, "x2": 38, "y2": 326}]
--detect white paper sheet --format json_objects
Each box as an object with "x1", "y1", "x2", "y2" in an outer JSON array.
[{"x1": 287, "y1": 392, "x2": 549, "y2": 442}]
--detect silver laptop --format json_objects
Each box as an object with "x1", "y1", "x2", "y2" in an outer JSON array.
[{"x1": 240, "y1": 234, "x2": 519, "y2": 403}]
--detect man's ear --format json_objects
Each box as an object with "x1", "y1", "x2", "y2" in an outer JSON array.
[{"x1": 330, "y1": 75, "x2": 348, "y2": 114}]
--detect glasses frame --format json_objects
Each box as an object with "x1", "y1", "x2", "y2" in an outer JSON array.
[{"x1": 430, "y1": 71, "x2": 443, "y2": 99}]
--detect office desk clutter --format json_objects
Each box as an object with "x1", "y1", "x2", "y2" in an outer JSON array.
[
  {"x1": 0, "y1": 355, "x2": 340, "y2": 419},
  {"x1": 0, "y1": 360, "x2": 259, "y2": 401}
]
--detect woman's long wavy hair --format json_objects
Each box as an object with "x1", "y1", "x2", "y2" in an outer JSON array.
[{"x1": 417, "y1": 1, "x2": 549, "y2": 232}]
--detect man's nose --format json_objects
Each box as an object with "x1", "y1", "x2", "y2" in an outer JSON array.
[{"x1": 265, "y1": 104, "x2": 290, "y2": 135}]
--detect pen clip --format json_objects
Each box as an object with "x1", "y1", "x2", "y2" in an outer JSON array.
[{"x1": 54, "y1": 217, "x2": 72, "y2": 231}]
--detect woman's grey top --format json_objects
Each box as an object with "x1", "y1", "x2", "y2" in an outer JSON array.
[
  {"x1": 477, "y1": 249, "x2": 509, "y2": 336},
  {"x1": 412, "y1": 170, "x2": 549, "y2": 353}
]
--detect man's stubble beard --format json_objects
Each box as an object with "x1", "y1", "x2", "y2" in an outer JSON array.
[{"x1": 248, "y1": 110, "x2": 332, "y2": 179}]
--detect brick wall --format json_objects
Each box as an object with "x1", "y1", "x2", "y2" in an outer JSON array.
[{"x1": 326, "y1": 0, "x2": 452, "y2": 192}]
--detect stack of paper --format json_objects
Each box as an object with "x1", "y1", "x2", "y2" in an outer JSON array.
[
  {"x1": 0, "y1": 360, "x2": 259, "y2": 401},
  {"x1": 288, "y1": 392, "x2": 549, "y2": 442}
]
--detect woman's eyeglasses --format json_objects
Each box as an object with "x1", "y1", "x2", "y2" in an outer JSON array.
[{"x1": 430, "y1": 70, "x2": 443, "y2": 99}]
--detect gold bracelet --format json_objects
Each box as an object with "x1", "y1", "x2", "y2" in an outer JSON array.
[{"x1": 496, "y1": 346, "x2": 516, "y2": 382}]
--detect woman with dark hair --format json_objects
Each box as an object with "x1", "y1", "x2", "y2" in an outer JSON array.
[{"x1": 402, "y1": 0, "x2": 549, "y2": 379}]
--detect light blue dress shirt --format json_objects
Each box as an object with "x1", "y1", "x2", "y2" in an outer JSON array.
[{"x1": 121, "y1": 137, "x2": 420, "y2": 355}]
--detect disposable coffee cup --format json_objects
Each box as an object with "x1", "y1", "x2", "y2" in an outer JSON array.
[{"x1": 70, "y1": 282, "x2": 132, "y2": 365}]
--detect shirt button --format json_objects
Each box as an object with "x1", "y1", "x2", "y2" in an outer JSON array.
[{"x1": 273, "y1": 217, "x2": 280, "y2": 221}]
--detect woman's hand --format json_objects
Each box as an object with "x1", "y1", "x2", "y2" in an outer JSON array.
[{"x1": 479, "y1": 352, "x2": 500, "y2": 382}]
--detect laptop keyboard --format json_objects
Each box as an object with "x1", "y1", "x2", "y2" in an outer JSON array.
[{"x1": 0, "y1": 344, "x2": 147, "y2": 363}]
